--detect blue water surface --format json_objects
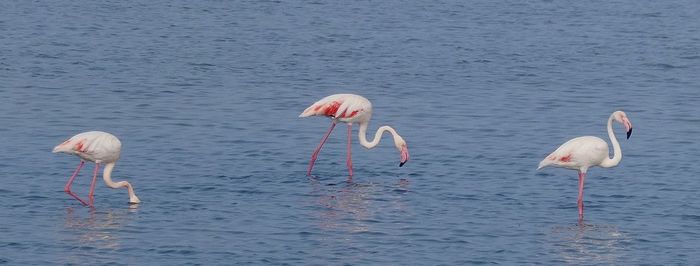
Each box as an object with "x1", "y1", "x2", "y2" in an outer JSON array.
[{"x1": 1, "y1": 0, "x2": 700, "y2": 264}]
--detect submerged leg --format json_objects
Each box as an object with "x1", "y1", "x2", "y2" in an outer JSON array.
[
  {"x1": 64, "y1": 161, "x2": 88, "y2": 206},
  {"x1": 347, "y1": 123, "x2": 353, "y2": 177},
  {"x1": 307, "y1": 122, "x2": 337, "y2": 176},
  {"x1": 88, "y1": 163, "x2": 100, "y2": 207},
  {"x1": 577, "y1": 171, "x2": 586, "y2": 221}
]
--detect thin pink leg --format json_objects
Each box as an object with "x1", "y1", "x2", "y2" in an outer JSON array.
[
  {"x1": 577, "y1": 171, "x2": 586, "y2": 221},
  {"x1": 346, "y1": 123, "x2": 353, "y2": 177},
  {"x1": 88, "y1": 163, "x2": 100, "y2": 207},
  {"x1": 64, "y1": 161, "x2": 88, "y2": 206},
  {"x1": 307, "y1": 122, "x2": 337, "y2": 176}
]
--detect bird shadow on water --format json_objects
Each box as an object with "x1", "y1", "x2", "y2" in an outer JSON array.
[
  {"x1": 60, "y1": 206, "x2": 139, "y2": 264},
  {"x1": 306, "y1": 175, "x2": 411, "y2": 233},
  {"x1": 547, "y1": 221, "x2": 631, "y2": 264}
]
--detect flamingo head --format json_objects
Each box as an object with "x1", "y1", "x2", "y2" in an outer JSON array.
[
  {"x1": 613, "y1": 111, "x2": 633, "y2": 139},
  {"x1": 394, "y1": 136, "x2": 409, "y2": 167}
]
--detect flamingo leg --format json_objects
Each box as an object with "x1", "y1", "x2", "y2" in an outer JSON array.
[
  {"x1": 64, "y1": 161, "x2": 89, "y2": 206},
  {"x1": 577, "y1": 171, "x2": 586, "y2": 221},
  {"x1": 88, "y1": 163, "x2": 100, "y2": 207},
  {"x1": 307, "y1": 122, "x2": 337, "y2": 176},
  {"x1": 347, "y1": 123, "x2": 353, "y2": 177}
]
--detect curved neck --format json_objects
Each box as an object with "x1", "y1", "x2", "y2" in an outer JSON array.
[
  {"x1": 600, "y1": 114, "x2": 622, "y2": 168},
  {"x1": 103, "y1": 162, "x2": 140, "y2": 203},
  {"x1": 357, "y1": 122, "x2": 399, "y2": 149}
]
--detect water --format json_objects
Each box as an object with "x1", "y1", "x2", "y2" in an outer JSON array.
[{"x1": 1, "y1": 0, "x2": 699, "y2": 264}]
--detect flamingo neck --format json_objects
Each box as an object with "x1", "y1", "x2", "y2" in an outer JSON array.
[
  {"x1": 103, "y1": 162, "x2": 141, "y2": 203},
  {"x1": 357, "y1": 121, "x2": 399, "y2": 149},
  {"x1": 600, "y1": 114, "x2": 622, "y2": 168}
]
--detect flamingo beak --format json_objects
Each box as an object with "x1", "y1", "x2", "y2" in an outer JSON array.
[
  {"x1": 623, "y1": 119, "x2": 633, "y2": 139},
  {"x1": 626, "y1": 127, "x2": 632, "y2": 139},
  {"x1": 399, "y1": 145, "x2": 409, "y2": 167}
]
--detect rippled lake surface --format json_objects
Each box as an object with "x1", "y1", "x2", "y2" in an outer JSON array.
[{"x1": 1, "y1": 0, "x2": 700, "y2": 264}]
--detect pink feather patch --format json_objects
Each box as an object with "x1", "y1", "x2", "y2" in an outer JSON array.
[
  {"x1": 560, "y1": 154, "x2": 572, "y2": 162},
  {"x1": 323, "y1": 101, "x2": 342, "y2": 117}
]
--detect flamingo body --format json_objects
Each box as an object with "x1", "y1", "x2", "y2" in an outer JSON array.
[
  {"x1": 53, "y1": 131, "x2": 122, "y2": 164},
  {"x1": 538, "y1": 136, "x2": 609, "y2": 172},
  {"x1": 300, "y1": 94, "x2": 409, "y2": 177},
  {"x1": 53, "y1": 131, "x2": 140, "y2": 206},
  {"x1": 538, "y1": 111, "x2": 633, "y2": 221},
  {"x1": 300, "y1": 94, "x2": 372, "y2": 123}
]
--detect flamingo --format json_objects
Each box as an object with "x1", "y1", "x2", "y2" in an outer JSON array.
[
  {"x1": 300, "y1": 94, "x2": 409, "y2": 177},
  {"x1": 53, "y1": 131, "x2": 141, "y2": 206},
  {"x1": 538, "y1": 111, "x2": 633, "y2": 221}
]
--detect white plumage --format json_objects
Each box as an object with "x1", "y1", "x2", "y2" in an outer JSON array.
[
  {"x1": 53, "y1": 131, "x2": 140, "y2": 206},
  {"x1": 300, "y1": 93, "x2": 409, "y2": 177},
  {"x1": 53, "y1": 131, "x2": 122, "y2": 164},
  {"x1": 538, "y1": 111, "x2": 633, "y2": 221}
]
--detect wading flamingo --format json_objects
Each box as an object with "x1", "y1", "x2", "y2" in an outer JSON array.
[
  {"x1": 538, "y1": 111, "x2": 633, "y2": 221},
  {"x1": 300, "y1": 94, "x2": 409, "y2": 177},
  {"x1": 53, "y1": 131, "x2": 140, "y2": 206}
]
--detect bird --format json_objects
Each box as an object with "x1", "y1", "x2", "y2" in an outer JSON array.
[
  {"x1": 299, "y1": 94, "x2": 409, "y2": 177},
  {"x1": 538, "y1": 111, "x2": 633, "y2": 221},
  {"x1": 53, "y1": 131, "x2": 141, "y2": 206}
]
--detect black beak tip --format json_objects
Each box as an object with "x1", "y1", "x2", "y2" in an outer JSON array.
[
  {"x1": 399, "y1": 161, "x2": 406, "y2": 167},
  {"x1": 626, "y1": 128, "x2": 632, "y2": 139}
]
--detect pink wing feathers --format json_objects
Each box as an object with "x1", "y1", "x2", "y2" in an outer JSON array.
[
  {"x1": 299, "y1": 94, "x2": 364, "y2": 119},
  {"x1": 53, "y1": 137, "x2": 90, "y2": 154},
  {"x1": 52, "y1": 131, "x2": 122, "y2": 163}
]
